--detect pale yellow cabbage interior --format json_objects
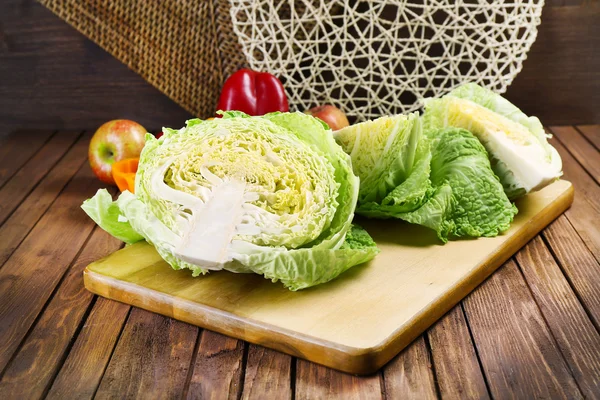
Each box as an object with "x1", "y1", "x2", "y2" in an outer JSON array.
[
  {"x1": 158, "y1": 126, "x2": 339, "y2": 249},
  {"x1": 445, "y1": 98, "x2": 534, "y2": 147},
  {"x1": 335, "y1": 115, "x2": 410, "y2": 180}
]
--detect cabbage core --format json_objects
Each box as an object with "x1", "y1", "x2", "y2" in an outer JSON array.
[{"x1": 136, "y1": 118, "x2": 340, "y2": 268}]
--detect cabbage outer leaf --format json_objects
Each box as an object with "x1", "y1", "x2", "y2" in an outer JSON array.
[
  {"x1": 368, "y1": 129, "x2": 517, "y2": 242},
  {"x1": 334, "y1": 113, "x2": 421, "y2": 204},
  {"x1": 240, "y1": 224, "x2": 379, "y2": 291},
  {"x1": 422, "y1": 83, "x2": 562, "y2": 199},
  {"x1": 81, "y1": 189, "x2": 143, "y2": 244},
  {"x1": 334, "y1": 113, "x2": 517, "y2": 241}
]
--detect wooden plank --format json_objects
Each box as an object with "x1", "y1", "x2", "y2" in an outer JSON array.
[
  {"x1": 0, "y1": 130, "x2": 53, "y2": 188},
  {"x1": 0, "y1": 163, "x2": 105, "y2": 373},
  {"x1": 185, "y1": 330, "x2": 244, "y2": 400},
  {"x1": 426, "y1": 306, "x2": 490, "y2": 400},
  {"x1": 83, "y1": 180, "x2": 573, "y2": 374},
  {"x1": 462, "y1": 260, "x2": 583, "y2": 399},
  {"x1": 577, "y1": 125, "x2": 600, "y2": 150},
  {"x1": 546, "y1": 0, "x2": 585, "y2": 5},
  {"x1": 295, "y1": 360, "x2": 382, "y2": 400},
  {"x1": 542, "y1": 216, "x2": 600, "y2": 328},
  {"x1": 548, "y1": 136, "x2": 600, "y2": 263},
  {"x1": 550, "y1": 126, "x2": 600, "y2": 184},
  {"x1": 241, "y1": 345, "x2": 292, "y2": 400},
  {"x1": 382, "y1": 336, "x2": 437, "y2": 400},
  {"x1": 0, "y1": 1, "x2": 191, "y2": 138},
  {"x1": 0, "y1": 130, "x2": 80, "y2": 225},
  {"x1": 0, "y1": 132, "x2": 90, "y2": 268},
  {"x1": 504, "y1": 4, "x2": 600, "y2": 125},
  {"x1": 95, "y1": 308, "x2": 197, "y2": 399},
  {"x1": 46, "y1": 297, "x2": 129, "y2": 400},
  {"x1": 515, "y1": 236, "x2": 600, "y2": 398},
  {"x1": 0, "y1": 227, "x2": 122, "y2": 399}
]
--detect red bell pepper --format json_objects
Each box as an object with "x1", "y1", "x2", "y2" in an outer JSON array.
[{"x1": 216, "y1": 69, "x2": 289, "y2": 116}]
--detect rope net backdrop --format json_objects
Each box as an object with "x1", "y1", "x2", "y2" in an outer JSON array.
[{"x1": 229, "y1": 0, "x2": 544, "y2": 121}]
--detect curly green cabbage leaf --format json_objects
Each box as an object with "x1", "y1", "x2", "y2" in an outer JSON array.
[
  {"x1": 334, "y1": 116, "x2": 517, "y2": 241},
  {"x1": 422, "y1": 83, "x2": 562, "y2": 199},
  {"x1": 82, "y1": 112, "x2": 378, "y2": 290},
  {"x1": 401, "y1": 128, "x2": 518, "y2": 240},
  {"x1": 81, "y1": 189, "x2": 143, "y2": 244},
  {"x1": 333, "y1": 113, "x2": 422, "y2": 205}
]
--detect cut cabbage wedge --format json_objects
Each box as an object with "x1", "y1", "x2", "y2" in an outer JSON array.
[
  {"x1": 333, "y1": 113, "x2": 422, "y2": 204},
  {"x1": 422, "y1": 83, "x2": 562, "y2": 199},
  {"x1": 82, "y1": 112, "x2": 379, "y2": 290},
  {"x1": 334, "y1": 114, "x2": 517, "y2": 242}
]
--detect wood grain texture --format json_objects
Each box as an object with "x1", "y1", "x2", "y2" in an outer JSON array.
[
  {"x1": 504, "y1": 4, "x2": 600, "y2": 124},
  {"x1": 83, "y1": 180, "x2": 573, "y2": 374},
  {"x1": 542, "y1": 216, "x2": 600, "y2": 328},
  {"x1": 0, "y1": 163, "x2": 104, "y2": 373},
  {"x1": 463, "y1": 260, "x2": 583, "y2": 399},
  {"x1": 382, "y1": 336, "x2": 437, "y2": 400},
  {"x1": 0, "y1": 227, "x2": 122, "y2": 399},
  {"x1": 241, "y1": 345, "x2": 292, "y2": 400},
  {"x1": 95, "y1": 308, "x2": 197, "y2": 399},
  {"x1": 515, "y1": 236, "x2": 600, "y2": 398},
  {"x1": 185, "y1": 330, "x2": 244, "y2": 400},
  {"x1": 0, "y1": 130, "x2": 80, "y2": 224},
  {"x1": 548, "y1": 135, "x2": 600, "y2": 263},
  {"x1": 46, "y1": 297, "x2": 130, "y2": 400},
  {"x1": 0, "y1": 132, "x2": 89, "y2": 267},
  {"x1": 0, "y1": 127, "x2": 595, "y2": 394},
  {"x1": 551, "y1": 126, "x2": 600, "y2": 184},
  {"x1": 0, "y1": 1, "x2": 192, "y2": 138},
  {"x1": 0, "y1": 130, "x2": 53, "y2": 186},
  {"x1": 577, "y1": 125, "x2": 600, "y2": 150},
  {"x1": 546, "y1": 0, "x2": 585, "y2": 6},
  {"x1": 427, "y1": 306, "x2": 490, "y2": 400},
  {"x1": 295, "y1": 360, "x2": 382, "y2": 400}
]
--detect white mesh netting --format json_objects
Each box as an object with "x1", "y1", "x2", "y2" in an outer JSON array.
[{"x1": 229, "y1": 0, "x2": 544, "y2": 121}]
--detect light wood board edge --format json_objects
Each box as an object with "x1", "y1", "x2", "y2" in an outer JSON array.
[{"x1": 83, "y1": 182, "x2": 574, "y2": 375}]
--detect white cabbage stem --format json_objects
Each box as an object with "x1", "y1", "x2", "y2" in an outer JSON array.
[{"x1": 174, "y1": 180, "x2": 247, "y2": 269}]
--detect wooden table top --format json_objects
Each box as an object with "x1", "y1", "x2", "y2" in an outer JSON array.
[{"x1": 0, "y1": 125, "x2": 598, "y2": 399}]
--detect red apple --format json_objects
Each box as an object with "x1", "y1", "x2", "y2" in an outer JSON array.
[
  {"x1": 305, "y1": 105, "x2": 350, "y2": 131},
  {"x1": 89, "y1": 119, "x2": 147, "y2": 185}
]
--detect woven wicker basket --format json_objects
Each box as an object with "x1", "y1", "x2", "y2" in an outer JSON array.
[
  {"x1": 40, "y1": 0, "x2": 248, "y2": 119},
  {"x1": 40, "y1": 0, "x2": 542, "y2": 121}
]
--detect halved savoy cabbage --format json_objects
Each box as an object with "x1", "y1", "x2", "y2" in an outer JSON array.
[{"x1": 82, "y1": 112, "x2": 378, "y2": 290}]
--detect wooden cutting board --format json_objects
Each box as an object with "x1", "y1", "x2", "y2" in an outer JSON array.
[{"x1": 84, "y1": 180, "x2": 573, "y2": 375}]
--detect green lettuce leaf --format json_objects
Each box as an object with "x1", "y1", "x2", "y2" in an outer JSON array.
[{"x1": 393, "y1": 184, "x2": 455, "y2": 240}]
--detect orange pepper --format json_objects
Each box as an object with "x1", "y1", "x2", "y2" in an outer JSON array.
[{"x1": 112, "y1": 158, "x2": 139, "y2": 193}]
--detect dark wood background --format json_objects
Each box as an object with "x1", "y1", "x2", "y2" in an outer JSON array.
[{"x1": 0, "y1": 0, "x2": 598, "y2": 138}]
